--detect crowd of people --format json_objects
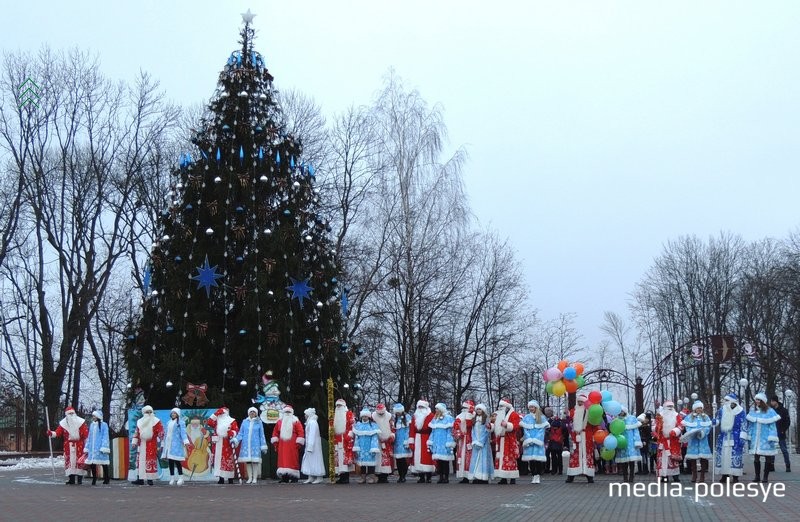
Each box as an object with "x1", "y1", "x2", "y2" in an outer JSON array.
[{"x1": 46, "y1": 391, "x2": 790, "y2": 486}]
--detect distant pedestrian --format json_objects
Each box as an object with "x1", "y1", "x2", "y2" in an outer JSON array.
[{"x1": 770, "y1": 395, "x2": 791, "y2": 472}]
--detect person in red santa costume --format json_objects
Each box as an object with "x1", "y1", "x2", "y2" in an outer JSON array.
[
  {"x1": 408, "y1": 399, "x2": 435, "y2": 483},
  {"x1": 371, "y1": 403, "x2": 395, "y2": 483},
  {"x1": 131, "y1": 405, "x2": 164, "y2": 485},
  {"x1": 271, "y1": 404, "x2": 305, "y2": 482},
  {"x1": 207, "y1": 406, "x2": 239, "y2": 484},
  {"x1": 333, "y1": 398, "x2": 355, "y2": 484},
  {"x1": 653, "y1": 400, "x2": 683, "y2": 482},
  {"x1": 566, "y1": 393, "x2": 597, "y2": 483},
  {"x1": 452, "y1": 399, "x2": 475, "y2": 483},
  {"x1": 47, "y1": 406, "x2": 88, "y2": 485},
  {"x1": 491, "y1": 398, "x2": 521, "y2": 484}
]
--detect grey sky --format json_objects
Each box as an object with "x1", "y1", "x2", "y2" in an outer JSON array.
[{"x1": 4, "y1": 1, "x2": 800, "y2": 349}]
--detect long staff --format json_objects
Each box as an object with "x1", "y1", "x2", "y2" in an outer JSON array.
[
  {"x1": 710, "y1": 395, "x2": 717, "y2": 483},
  {"x1": 44, "y1": 406, "x2": 57, "y2": 481}
]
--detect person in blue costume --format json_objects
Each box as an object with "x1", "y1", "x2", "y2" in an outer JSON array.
[
  {"x1": 615, "y1": 406, "x2": 642, "y2": 483},
  {"x1": 468, "y1": 404, "x2": 494, "y2": 484},
  {"x1": 713, "y1": 393, "x2": 747, "y2": 483},
  {"x1": 353, "y1": 408, "x2": 381, "y2": 484},
  {"x1": 161, "y1": 407, "x2": 189, "y2": 486},
  {"x1": 520, "y1": 400, "x2": 549, "y2": 484},
  {"x1": 84, "y1": 410, "x2": 111, "y2": 486},
  {"x1": 681, "y1": 401, "x2": 712, "y2": 483},
  {"x1": 235, "y1": 407, "x2": 268, "y2": 484},
  {"x1": 742, "y1": 392, "x2": 781, "y2": 483},
  {"x1": 392, "y1": 403, "x2": 412, "y2": 483},
  {"x1": 429, "y1": 403, "x2": 456, "y2": 483}
]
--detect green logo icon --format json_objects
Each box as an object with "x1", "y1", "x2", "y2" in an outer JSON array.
[{"x1": 18, "y1": 78, "x2": 40, "y2": 108}]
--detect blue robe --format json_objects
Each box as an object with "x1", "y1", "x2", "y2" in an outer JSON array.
[
  {"x1": 235, "y1": 417, "x2": 268, "y2": 463},
  {"x1": 393, "y1": 413, "x2": 412, "y2": 459},
  {"x1": 85, "y1": 420, "x2": 110, "y2": 465},
  {"x1": 161, "y1": 418, "x2": 189, "y2": 461},
  {"x1": 353, "y1": 420, "x2": 381, "y2": 466},
  {"x1": 713, "y1": 405, "x2": 746, "y2": 476},
  {"x1": 429, "y1": 414, "x2": 455, "y2": 461},
  {"x1": 742, "y1": 407, "x2": 780, "y2": 456},
  {"x1": 520, "y1": 413, "x2": 549, "y2": 462},
  {"x1": 615, "y1": 415, "x2": 642, "y2": 463},
  {"x1": 682, "y1": 413, "x2": 712, "y2": 460},
  {"x1": 468, "y1": 420, "x2": 493, "y2": 481}
]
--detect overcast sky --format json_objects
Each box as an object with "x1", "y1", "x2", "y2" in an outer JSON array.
[{"x1": 4, "y1": 1, "x2": 800, "y2": 350}]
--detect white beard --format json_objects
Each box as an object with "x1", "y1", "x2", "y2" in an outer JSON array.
[
  {"x1": 280, "y1": 414, "x2": 296, "y2": 441},
  {"x1": 334, "y1": 407, "x2": 347, "y2": 435},
  {"x1": 372, "y1": 411, "x2": 392, "y2": 437},
  {"x1": 137, "y1": 413, "x2": 159, "y2": 441},
  {"x1": 216, "y1": 413, "x2": 234, "y2": 439},
  {"x1": 494, "y1": 408, "x2": 508, "y2": 436},
  {"x1": 60, "y1": 414, "x2": 85, "y2": 440},
  {"x1": 661, "y1": 410, "x2": 678, "y2": 435},
  {"x1": 187, "y1": 424, "x2": 204, "y2": 442},
  {"x1": 721, "y1": 405, "x2": 735, "y2": 432},
  {"x1": 572, "y1": 405, "x2": 587, "y2": 432},
  {"x1": 414, "y1": 408, "x2": 431, "y2": 430}
]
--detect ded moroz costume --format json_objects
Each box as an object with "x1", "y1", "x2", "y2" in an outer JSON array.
[
  {"x1": 408, "y1": 399, "x2": 436, "y2": 483},
  {"x1": 713, "y1": 393, "x2": 746, "y2": 481},
  {"x1": 491, "y1": 398, "x2": 521, "y2": 484},
  {"x1": 372, "y1": 404, "x2": 395, "y2": 483},
  {"x1": 207, "y1": 406, "x2": 239, "y2": 484},
  {"x1": 452, "y1": 400, "x2": 475, "y2": 483},
  {"x1": 653, "y1": 401, "x2": 683, "y2": 482},
  {"x1": 131, "y1": 405, "x2": 164, "y2": 485},
  {"x1": 48, "y1": 407, "x2": 89, "y2": 485},
  {"x1": 271, "y1": 404, "x2": 305, "y2": 482},
  {"x1": 333, "y1": 399, "x2": 355, "y2": 483},
  {"x1": 566, "y1": 394, "x2": 597, "y2": 483}
]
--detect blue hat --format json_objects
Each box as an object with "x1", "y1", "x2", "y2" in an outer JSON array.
[
  {"x1": 392, "y1": 403, "x2": 405, "y2": 413},
  {"x1": 724, "y1": 393, "x2": 739, "y2": 403}
]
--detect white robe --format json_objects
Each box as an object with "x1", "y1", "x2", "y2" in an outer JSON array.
[{"x1": 301, "y1": 416, "x2": 326, "y2": 477}]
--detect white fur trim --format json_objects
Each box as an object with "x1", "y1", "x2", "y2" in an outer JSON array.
[
  {"x1": 296, "y1": 437, "x2": 305, "y2": 445},
  {"x1": 270, "y1": 436, "x2": 278, "y2": 444},
  {"x1": 276, "y1": 467, "x2": 300, "y2": 478}
]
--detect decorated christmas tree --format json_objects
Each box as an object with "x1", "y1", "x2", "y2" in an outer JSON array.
[{"x1": 125, "y1": 10, "x2": 354, "y2": 422}]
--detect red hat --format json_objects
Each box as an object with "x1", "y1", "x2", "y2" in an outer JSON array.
[
  {"x1": 65, "y1": 407, "x2": 75, "y2": 414},
  {"x1": 461, "y1": 400, "x2": 475, "y2": 413},
  {"x1": 498, "y1": 398, "x2": 513, "y2": 410},
  {"x1": 375, "y1": 403, "x2": 387, "y2": 412}
]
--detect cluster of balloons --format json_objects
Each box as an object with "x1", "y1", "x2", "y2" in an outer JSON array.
[
  {"x1": 581, "y1": 389, "x2": 628, "y2": 461},
  {"x1": 543, "y1": 360, "x2": 585, "y2": 397}
]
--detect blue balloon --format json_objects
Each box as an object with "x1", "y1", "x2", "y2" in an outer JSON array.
[
  {"x1": 601, "y1": 390, "x2": 613, "y2": 403},
  {"x1": 603, "y1": 400, "x2": 622, "y2": 416},
  {"x1": 603, "y1": 434, "x2": 618, "y2": 450},
  {"x1": 563, "y1": 367, "x2": 577, "y2": 380}
]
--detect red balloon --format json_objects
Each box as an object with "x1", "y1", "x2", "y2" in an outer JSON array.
[
  {"x1": 588, "y1": 390, "x2": 603, "y2": 404},
  {"x1": 564, "y1": 379, "x2": 578, "y2": 393},
  {"x1": 593, "y1": 429, "x2": 608, "y2": 445},
  {"x1": 557, "y1": 359, "x2": 569, "y2": 372}
]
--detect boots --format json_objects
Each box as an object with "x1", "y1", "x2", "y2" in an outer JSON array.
[
  {"x1": 357, "y1": 474, "x2": 367, "y2": 484},
  {"x1": 169, "y1": 472, "x2": 176, "y2": 486},
  {"x1": 91, "y1": 466, "x2": 98, "y2": 486},
  {"x1": 66, "y1": 475, "x2": 76, "y2": 485},
  {"x1": 102, "y1": 465, "x2": 110, "y2": 484},
  {"x1": 698, "y1": 460, "x2": 707, "y2": 483},
  {"x1": 176, "y1": 475, "x2": 184, "y2": 486},
  {"x1": 753, "y1": 460, "x2": 761, "y2": 483},
  {"x1": 367, "y1": 474, "x2": 377, "y2": 484},
  {"x1": 77, "y1": 475, "x2": 83, "y2": 485},
  {"x1": 336, "y1": 472, "x2": 350, "y2": 484},
  {"x1": 426, "y1": 472, "x2": 432, "y2": 483},
  {"x1": 311, "y1": 476, "x2": 324, "y2": 484},
  {"x1": 691, "y1": 463, "x2": 698, "y2": 483}
]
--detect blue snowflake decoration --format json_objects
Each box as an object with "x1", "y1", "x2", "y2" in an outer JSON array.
[
  {"x1": 286, "y1": 277, "x2": 313, "y2": 308},
  {"x1": 192, "y1": 255, "x2": 224, "y2": 297}
]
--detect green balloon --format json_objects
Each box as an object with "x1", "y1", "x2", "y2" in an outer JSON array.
[
  {"x1": 609, "y1": 418, "x2": 625, "y2": 436},
  {"x1": 588, "y1": 404, "x2": 604, "y2": 419},
  {"x1": 615, "y1": 434, "x2": 627, "y2": 450},
  {"x1": 545, "y1": 381, "x2": 554, "y2": 394},
  {"x1": 576, "y1": 375, "x2": 586, "y2": 388},
  {"x1": 601, "y1": 448, "x2": 615, "y2": 461},
  {"x1": 587, "y1": 414, "x2": 602, "y2": 426}
]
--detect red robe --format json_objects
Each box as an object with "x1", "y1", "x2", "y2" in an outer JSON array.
[
  {"x1": 452, "y1": 413, "x2": 474, "y2": 478},
  {"x1": 372, "y1": 411, "x2": 395, "y2": 474},
  {"x1": 409, "y1": 411, "x2": 435, "y2": 473},
  {"x1": 50, "y1": 416, "x2": 88, "y2": 476},
  {"x1": 271, "y1": 415, "x2": 305, "y2": 478},
  {"x1": 333, "y1": 409, "x2": 355, "y2": 473},
  {"x1": 653, "y1": 412, "x2": 683, "y2": 477},
  {"x1": 207, "y1": 413, "x2": 239, "y2": 479},
  {"x1": 491, "y1": 409, "x2": 521, "y2": 479},
  {"x1": 133, "y1": 416, "x2": 164, "y2": 480},
  {"x1": 567, "y1": 422, "x2": 597, "y2": 477}
]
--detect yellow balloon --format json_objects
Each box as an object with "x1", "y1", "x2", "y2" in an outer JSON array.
[{"x1": 552, "y1": 380, "x2": 566, "y2": 397}]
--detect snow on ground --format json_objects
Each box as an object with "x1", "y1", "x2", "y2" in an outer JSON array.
[{"x1": 0, "y1": 456, "x2": 64, "y2": 470}]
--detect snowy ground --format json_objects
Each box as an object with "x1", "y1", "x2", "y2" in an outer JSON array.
[{"x1": 0, "y1": 455, "x2": 64, "y2": 470}]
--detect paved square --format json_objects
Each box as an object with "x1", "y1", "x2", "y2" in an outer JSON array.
[{"x1": 2, "y1": 455, "x2": 797, "y2": 521}]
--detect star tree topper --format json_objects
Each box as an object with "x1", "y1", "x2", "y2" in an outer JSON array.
[
  {"x1": 241, "y1": 9, "x2": 256, "y2": 24},
  {"x1": 286, "y1": 277, "x2": 314, "y2": 308},
  {"x1": 192, "y1": 255, "x2": 224, "y2": 297}
]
